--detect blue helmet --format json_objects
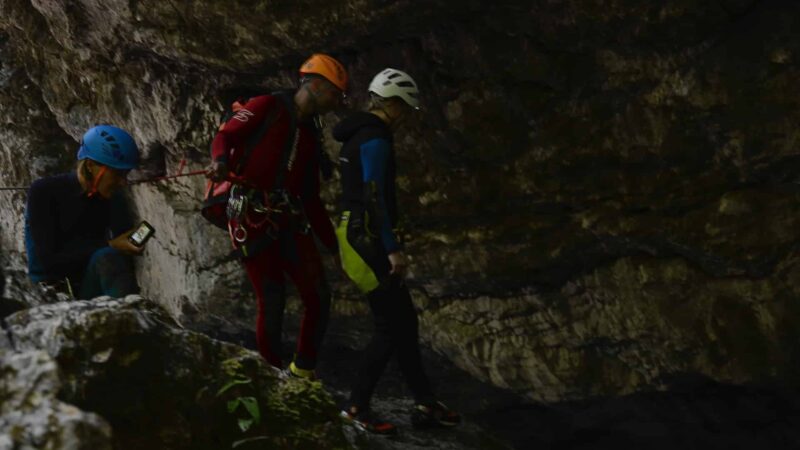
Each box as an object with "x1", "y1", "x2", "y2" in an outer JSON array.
[{"x1": 77, "y1": 125, "x2": 139, "y2": 170}]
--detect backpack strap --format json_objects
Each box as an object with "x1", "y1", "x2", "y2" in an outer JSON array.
[
  {"x1": 232, "y1": 96, "x2": 283, "y2": 175},
  {"x1": 270, "y1": 91, "x2": 298, "y2": 190},
  {"x1": 313, "y1": 115, "x2": 333, "y2": 180}
]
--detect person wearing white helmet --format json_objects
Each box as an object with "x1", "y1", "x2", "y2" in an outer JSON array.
[
  {"x1": 333, "y1": 68, "x2": 460, "y2": 434},
  {"x1": 367, "y1": 68, "x2": 420, "y2": 129}
]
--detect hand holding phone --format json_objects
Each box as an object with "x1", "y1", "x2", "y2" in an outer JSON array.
[{"x1": 128, "y1": 221, "x2": 155, "y2": 247}]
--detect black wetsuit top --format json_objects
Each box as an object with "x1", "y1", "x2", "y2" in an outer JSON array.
[
  {"x1": 333, "y1": 111, "x2": 402, "y2": 254},
  {"x1": 24, "y1": 173, "x2": 131, "y2": 282}
]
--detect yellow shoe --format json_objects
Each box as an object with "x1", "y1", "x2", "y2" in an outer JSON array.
[{"x1": 288, "y1": 361, "x2": 317, "y2": 380}]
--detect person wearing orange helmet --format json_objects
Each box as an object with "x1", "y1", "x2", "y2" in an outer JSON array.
[{"x1": 206, "y1": 53, "x2": 347, "y2": 378}]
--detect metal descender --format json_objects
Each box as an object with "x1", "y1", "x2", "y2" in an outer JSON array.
[
  {"x1": 226, "y1": 185, "x2": 251, "y2": 243},
  {"x1": 227, "y1": 185, "x2": 288, "y2": 244}
]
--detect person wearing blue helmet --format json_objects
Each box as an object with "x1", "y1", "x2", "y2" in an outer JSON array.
[{"x1": 24, "y1": 124, "x2": 145, "y2": 300}]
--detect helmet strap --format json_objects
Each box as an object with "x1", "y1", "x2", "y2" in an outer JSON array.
[
  {"x1": 87, "y1": 165, "x2": 108, "y2": 198},
  {"x1": 380, "y1": 105, "x2": 401, "y2": 130},
  {"x1": 306, "y1": 79, "x2": 322, "y2": 100},
  {"x1": 300, "y1": 81, "x2": 323, "y2": 117}
]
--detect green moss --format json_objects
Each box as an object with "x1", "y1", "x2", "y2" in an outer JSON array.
[{"x1": 211, "y1": 355, "x2": 349, "y2": 450}]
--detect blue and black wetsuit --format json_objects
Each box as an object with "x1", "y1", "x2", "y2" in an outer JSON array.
[
  {"x1": 334, "y1": 111, "x2": 403, "y2": 292},
  {"x1": 24, "y1": 172, "x2": 139, "y2": 299},
  {"x1": 333, "y1": 111, "x2": 436, "y2": 411}
]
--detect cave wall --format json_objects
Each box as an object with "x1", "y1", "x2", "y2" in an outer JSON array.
[{"x1": 2, "y1": 0, "x2": 800, "y2": 401}]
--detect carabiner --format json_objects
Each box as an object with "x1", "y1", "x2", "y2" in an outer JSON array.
[{"x1": 233, "y1": 224, "x2": 248, "y2": 243}]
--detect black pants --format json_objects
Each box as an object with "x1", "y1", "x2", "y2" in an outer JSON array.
[{"x1": 349, "y1": 276, "x2": 435, "y2": 410}]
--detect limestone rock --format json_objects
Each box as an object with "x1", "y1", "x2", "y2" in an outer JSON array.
[
  {"x1": 4, "y1": 296, "x2": 349, "y2": 450},
  {"x1": 419, "y1": 256, "x2": 800, "y2": 401},
  {"x1": 0, "y1": 349, "x2": 113, "y2": 450}
]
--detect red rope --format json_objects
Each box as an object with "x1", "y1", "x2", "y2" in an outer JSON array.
[
  {"x1": 4, "y1": 166, "x2": 251, "y2": 191},
  {"x1": 129, "y1": 169, "x2": 207, "y2": 185},
  {"x1": 1, "y1": 171, "x2": 206, "y2": 191},
  {"x1": 129, "y1": 170, "x2": 256, "y2": 190}
]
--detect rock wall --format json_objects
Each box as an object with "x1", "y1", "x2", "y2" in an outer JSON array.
[
  {"x1": 1, "y1": 296, "x2": 350, "y2": 449},
  {"x1": 0, "y1": 350, "x2": 113, "y2": 450},
  {"x1": 2, "y1": 0, "x2": 800, "y2": 402}
]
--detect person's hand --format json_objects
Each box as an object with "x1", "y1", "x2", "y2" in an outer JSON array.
[
  {"x1": 108, "y1": 228, "x2": 145, "y2": 256},
  {"x1": 388, "y1": 251, "x2": 407, "y2": 276},
  {"x1": 206, "y1": 160, "x2": 229, "y2": 182}
]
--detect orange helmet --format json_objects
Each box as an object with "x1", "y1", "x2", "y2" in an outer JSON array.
[{"x1": 299, "y1": 53, "x2": 348, "y2": 92}]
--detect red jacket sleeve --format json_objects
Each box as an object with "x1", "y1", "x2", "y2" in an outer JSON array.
[
  {"x1": 302, "y1": 149, "x2": 337, "y2": 252},
  {"x1": 211, "y1": 96, "x2": 275, "y2": 163}
]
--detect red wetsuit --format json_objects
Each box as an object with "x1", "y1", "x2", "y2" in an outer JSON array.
[{"x1": 211, "y1": 92, "x2": 336, "y2": 370}]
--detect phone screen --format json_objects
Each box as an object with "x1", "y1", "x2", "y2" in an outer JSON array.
[{"x1": 130, "y1": 222, "x2": 154, "y2": 247}]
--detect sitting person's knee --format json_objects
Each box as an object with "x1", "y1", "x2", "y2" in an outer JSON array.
[{"x1": 88, "y1": 248, "x2": 134, "y2": 279}]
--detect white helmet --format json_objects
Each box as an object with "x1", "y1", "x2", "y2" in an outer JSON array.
[{"x1": 368, "y1": 68, "x2": 420, "y2": 110}]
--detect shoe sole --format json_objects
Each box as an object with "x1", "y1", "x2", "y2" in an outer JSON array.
[{"x1": 340, "y1": 411, "x2": 398, "y2": 435}]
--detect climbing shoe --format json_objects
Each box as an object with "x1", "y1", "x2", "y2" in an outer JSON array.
[
  {"x1": 286, "y1": 361, "x2": 317, "y2": 380},
  {"x1": 340, "y1": 407, "x2": 398, "y2": 435},
  {"x1": 410, "y1": 401, "x2": 461, "y2": 428}
]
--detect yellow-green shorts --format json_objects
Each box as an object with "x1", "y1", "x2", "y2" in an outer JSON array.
[{"x1": 335, "y1": 211, "x2": 389, "y2": 294}]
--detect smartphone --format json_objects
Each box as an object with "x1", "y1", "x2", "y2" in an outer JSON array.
[{"x1": 128, "y1": 221, "x2": 155, "y2": 247}]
